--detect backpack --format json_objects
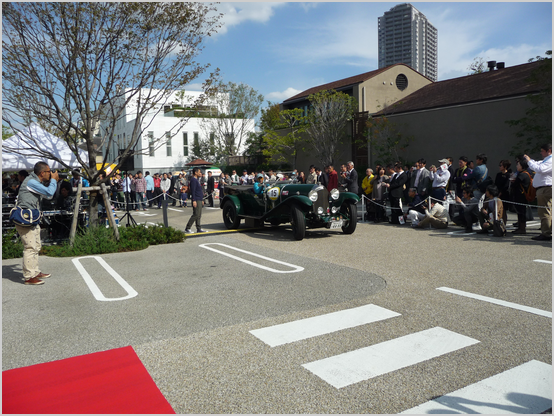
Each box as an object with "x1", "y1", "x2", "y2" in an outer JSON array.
[{"x1": 520, "y1": 171, "x2": 536, "y2": 202}]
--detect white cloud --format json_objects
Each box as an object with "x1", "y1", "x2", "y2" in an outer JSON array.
[
  {"x1": 278, "y1": 9, "x2": 378, "y2": 66},
  {"x1": 265, "y1": 87, "x2": 303, "y2": 102},
  {"x1": 440, "y1": 43, "x2": 551, "y2": 80},
  {"x1": 182, "y1": 83, "x2": 206, "y2": 92},
  {"x1": 299, "y1": 3, "x2": 319, "y2": 13},
  {"x1": 215, "y1": 3, "x2": 286, "y2": 35}
]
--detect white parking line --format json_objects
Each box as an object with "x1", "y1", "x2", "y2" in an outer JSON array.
[
  {"x1": 437, "y1": 287, "x2": 552, "y2": 318},
  {"x1": 250, "y1": 304, "x2": 401, "y2": 347},
  {"x1": 72, "y1": 256, "x2": 138, "y2": 301},
  {"x1": 401, "y1": 360, "x2": 552, "y2": 414},
  {"x1": 534, "y1": 259, "x2": 552, "y2": 264},
  {"x1": 199, "y1": 243, "x2": 304, "y2": 274},
  {"x1": 302, "y1": 327, "x2": 479, "y2": 389}
]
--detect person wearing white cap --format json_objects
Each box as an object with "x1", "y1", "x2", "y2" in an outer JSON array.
[{"x1": 429, "y1": 158, "x2": 451, "y2": 203}]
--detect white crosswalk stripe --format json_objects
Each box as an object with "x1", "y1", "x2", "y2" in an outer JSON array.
[
  {"x1": 250, "y1": 304, "x2": 401, "y2": 347},
  {"x1": 401, "y1": 360, "x2": 552, "y2": 414},
  {"x1": 302, "y1": 327, "x2": 480, "y2": 389},
  {"x1": 249, "y1": 304, "x2": 549, "y2": 410}
]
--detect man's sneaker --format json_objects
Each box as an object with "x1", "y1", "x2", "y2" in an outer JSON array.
[
  {"x1": 185, "y1": 229, "x2": 194, "y2": 234},
  {"x1": 24, "y1": 277, "x2": 45, "y2": 285},
  {"x1": 36, "y1": 272, "x2": 51, "y2": 279},
  {"x1": 196, "y1": 229, "x2": 208, "y2": 233}
]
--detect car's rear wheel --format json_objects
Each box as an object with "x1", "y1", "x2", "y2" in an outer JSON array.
[
  {"x1": 222, "y1": 200, "x2": 241, "y2": 229},
  {"x1": 341, "y1": 202, "x2": 357, "y2": 234},
  {"x1": 290, "y1": 206, "x2": 306, "y2": 240}
]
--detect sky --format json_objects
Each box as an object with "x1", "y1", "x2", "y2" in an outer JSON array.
[{"x1": 186, "y1": 2, "x2": 552, "y2": 105}]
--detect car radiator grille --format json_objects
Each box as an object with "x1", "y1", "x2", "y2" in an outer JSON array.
[{"x1": 313, "y1": 188, "x2": 330, "y2": 214}]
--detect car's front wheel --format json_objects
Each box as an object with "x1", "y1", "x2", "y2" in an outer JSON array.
[
  {"x1": 341, "y1": 202, "x2": 357, "y2": 234},
  {"x1": 222, "y1": 200, "x2": 241, "y2": 229},
  {"x1": 290, "y1": 206, "x2": 306, "y2": 240}
]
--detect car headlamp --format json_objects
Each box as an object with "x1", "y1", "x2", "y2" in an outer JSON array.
[
  {"x1": 308, "y1": 189, "x2": 318, "y2": 202},
  {"x1": 331, "y1": 206, "x2": 339, "y2": 214},
  {"x1": 317, "y1": 207, "x2": 325, "y2": 215},
  {"x1": 330, "y1": 188, "x2": 340, "y2": 200}
]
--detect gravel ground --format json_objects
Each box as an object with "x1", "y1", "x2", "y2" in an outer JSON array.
[{"x1": 3, "y1": 202, "x2": 551, "y2": 413}]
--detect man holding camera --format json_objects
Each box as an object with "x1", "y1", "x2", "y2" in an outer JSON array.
[{"x1": 15, "y1": 161, "x2": 58, "y2": 285}]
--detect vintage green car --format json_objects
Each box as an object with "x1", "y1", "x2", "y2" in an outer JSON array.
[{"x1": 220, "y1": 181, "x2": 359, "y2": 240}]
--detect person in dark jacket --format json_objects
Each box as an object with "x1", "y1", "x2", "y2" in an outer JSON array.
[
  {"x1": 495, "y1": 159, "x2": 512, "y2": 225},
  {"x1": 384, "y1": 163, "x2": 408, "y2": 224},
  {"x1": 185, "y1": 167, "x2": 207, "y2": 234},
  {"x1": 510, "y1": 159, "x2": 532, "y2": 234},
  {"x1": 206, "y1": 171, "x2": 215, "y2": 207}
]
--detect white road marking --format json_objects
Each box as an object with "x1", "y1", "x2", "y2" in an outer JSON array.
[
  {"x1": 526, "y1": 221, "x2": 541, "y2": 227},
  {"x1": 401, "y1": 360, "x2": 552, "y2": 414},
  {"x1": 534, "y1": 259, "x2": 552, "y2": 264},
  {"x1": 250, "y1": 304, "x2": 401, "y2": 347},
  {"x1": 167, "y1": 208, "x2": 182, "y2": 212},
  {"x1": 199, "y1": 243, "x2": 304, "y2": 274},
  {"x1": 72, "y1": 256, "x2": 138, "y2": 301},
  {"x1": 447, "y1": 230, "x2": 476, "y2": 235},
  {"x1": 302, "y1": 327, "x2": 479, "y2": 389},
  {"x1": 437, "y1": 287, "x2": 552, "y2": 318}
]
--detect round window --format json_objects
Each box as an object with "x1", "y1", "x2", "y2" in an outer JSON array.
[{"x1": 396, "y1": 74, "x2": 408, "y2": 91}]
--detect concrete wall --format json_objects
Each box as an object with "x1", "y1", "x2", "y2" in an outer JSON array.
[
  {"x1": 381, "y1": 96, "x2": 539, "y2": 168},
  {"x1": 355, "y1": 66, "x2": 432, "y2": 114}
]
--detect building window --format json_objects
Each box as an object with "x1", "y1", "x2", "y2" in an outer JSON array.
[
  {"x1": 183, "y1": 132, "x2": 189, "y2": 156},
  {"x1": 148, "y1": 131, "x2": 155, "y2": 157},
  {"x1": 166, "y1": 132, "x2": 172, "y2": 157},
  {"x1": 395, "y1": 74, "x2": 408, "y2": 91},
  {"x1": 193, "y1": 132, "x2": 199, "y2": 148}
]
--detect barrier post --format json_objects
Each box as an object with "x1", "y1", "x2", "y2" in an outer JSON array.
[{"x1": 162, "y1": 195, "x2": 169, "y2": 227}]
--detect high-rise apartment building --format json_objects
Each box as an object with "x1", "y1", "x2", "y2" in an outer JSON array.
[{"x1": 378, "y1": 3, "x2": 438, "y2": 81}]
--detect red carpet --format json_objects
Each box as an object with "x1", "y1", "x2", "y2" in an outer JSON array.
[{"x1": 2, "y1": 346, "x2": 175, "y2": 414}]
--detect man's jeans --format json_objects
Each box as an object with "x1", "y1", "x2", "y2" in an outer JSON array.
[{"x1": 135, "y1": 192, "x2": 147, "y2": 210}]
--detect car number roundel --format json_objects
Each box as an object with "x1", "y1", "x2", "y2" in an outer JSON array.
[{"x1": 267, "y1": 187, "x2": 280, "y2": 201}]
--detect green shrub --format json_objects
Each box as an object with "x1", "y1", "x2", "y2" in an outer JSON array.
[
  {"x1": 2, "y1": 229, "x2": 24, "y2": 259},
  {"x1": 41, "y1": 224, "x2": 185, "y2": 257}
]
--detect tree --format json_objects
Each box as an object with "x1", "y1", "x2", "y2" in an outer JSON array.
[
  {"x1": 2, "y1": 2, "x2": 222, "y2": 225},
  {"x1": 506, "y1": 50, "x2": 552, "y2": 156},
  {"x1": 2, "y1": 125, "x2": 13, "y2": 141},
  {"x1": 199, "y1": 81, "x2": 263, "y2": 164},
  {"x1": 262, "y1": 107, "x2": 307, "y2": 169},
  {"x1": 366, "y1": 115, "x2": 412, "y2": 166},
  {"x1": 304, "y1": 90, "x2": 356, "y2": 167},
  {"x1": 467, "y1": 57, "x2": 488, "y2": 75}
]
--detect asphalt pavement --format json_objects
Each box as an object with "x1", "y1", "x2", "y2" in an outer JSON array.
[{"x1": 2, "y1": 199, "x2": 552, "y2": 413}]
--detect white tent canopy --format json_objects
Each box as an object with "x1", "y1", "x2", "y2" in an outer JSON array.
[{"x1": 2, "y1": 124, "x2": 89, "y2": 172}]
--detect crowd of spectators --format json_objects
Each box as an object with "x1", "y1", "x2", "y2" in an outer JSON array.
[
  {"x1": 4, "y1": 144, "x2": 550, "y2": 241},
  {"x1": 349, "y1": 145, "x2": 552, "y2": 240}
]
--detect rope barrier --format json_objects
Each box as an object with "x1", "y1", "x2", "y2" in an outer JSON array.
[{"x1": 361, "y1": 193, "x2": 548, "y2": 215}]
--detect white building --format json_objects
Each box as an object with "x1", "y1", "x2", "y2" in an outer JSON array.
[
  {"x1": 98, "y1": 89, "x2": 255, "y2": 172},
  {"x1": 378, "y1": 3, "x2": 438, "y2": 82}
]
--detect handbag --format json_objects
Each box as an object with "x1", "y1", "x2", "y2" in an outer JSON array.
[
  {"x1": 492, "y1": 219, "x2": 506, "y2": 237},
  {"x1": 9, "y1": 206, "x2": 42, "y2": 227},
  {"x1": 525, "y1": 205, "x2": 534, "y2": 221},
  {"x1": 477, "y1": 176, "x2": 493, "y2": 192}
]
